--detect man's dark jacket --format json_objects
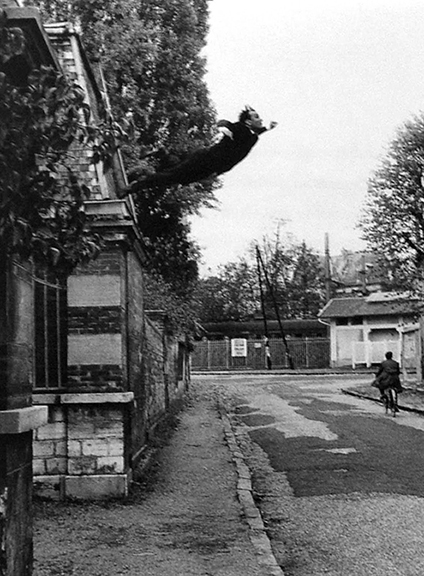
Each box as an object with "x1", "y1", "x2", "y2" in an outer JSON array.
[
  {"x1": 128, "y1": 120, "x2": 262, "y2": 191},
  {"x1": 375, "y1": 358, "x2": 403, "y2": 393}
]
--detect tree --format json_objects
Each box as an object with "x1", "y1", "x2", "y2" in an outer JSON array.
[
  {"x1": 359, "y1": 112, "x2": 424, "y2": 292},
  {"x1": 27, "y1": 0, "x2": 219, "y2": 290},
  {"x1": 287, "y1": 242, "x2": 326, "y2": 318},
  {"x1": 254, "y1": 227, "x2": 326, "y2": 320},
  {"x1": 195, "y1": 259, "x2": 258, "y2": 323},
  {"x1": 142, "y1": 271, "x2": 199, "y2": 334},
  {"x1": 195, "y1": 227, "x2": 326, "y2": 323}
]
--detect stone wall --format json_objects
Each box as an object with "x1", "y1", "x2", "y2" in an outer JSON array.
[
  {"x1": 142, "y1": 312, "x2": 190, "y2": 432},
  {"x1": 0, "y1": 260, "x2": 48, "y2": 575},
  {"x1": 143, "y1": 313, "x2": 167, "y2": 428},
  {"x1": 32, "y1": 243, "x2": 191, "y2": 499},
  {"x1": 33, "y1": 244, "x2": 134, "y2": 500},
  {"x1": 27, "y1": 19, "x2": 190, "y2": 502},
  {"x1": 33, "y1": 394, "x2": 132, "y2": 500},
  {"x1": 33, "y1": 405, "x2": 66, "y2": 479},
  {"x1": 126, "y1": 251, "x2": 148, "y2": 455}
]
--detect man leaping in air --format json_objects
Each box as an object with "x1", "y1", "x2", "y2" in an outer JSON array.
[{"x1": 118, "y1": 106, "x2": 277, "y2": 198}]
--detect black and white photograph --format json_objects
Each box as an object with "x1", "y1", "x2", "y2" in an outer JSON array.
[{"x1": 2, "y1": 1, "x2": 424, "y2": 575}]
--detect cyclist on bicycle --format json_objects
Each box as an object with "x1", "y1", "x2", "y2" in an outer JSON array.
[{"x1": 374, "y1": 351, "x2": 403, "y2": 410}]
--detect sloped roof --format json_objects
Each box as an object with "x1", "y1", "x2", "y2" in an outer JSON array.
[
  {"x1": 330, "y1": 250, "x2": 385, "y2": 287},
  {"x1": 3, "y1": 7, "x2": 60, "y2": 81},
  {"x1": 44, "y1": 22, "x2": 130, "y2": 202},
  {"x1": 319, "y1": 295, "x2": 419, "y2": 319}
]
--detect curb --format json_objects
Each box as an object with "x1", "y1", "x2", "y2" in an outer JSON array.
[
  {"x1": 218, "y1": 404, "x2": 285, "y2": 576},
  {"x1": 193, "y1": 370, "x2": 374, "y2": 377},
  {"x1": 341, "y1": 389, "x2": 424, "y2": 415}
]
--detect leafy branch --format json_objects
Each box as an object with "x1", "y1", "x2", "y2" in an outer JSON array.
[{"x1": 0, "y1": 17, "x2": 131, "y2": 270}]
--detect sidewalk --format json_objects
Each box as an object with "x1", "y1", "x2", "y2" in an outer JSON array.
[
  {"x1": 33, "y1": 384, "x2": 283, "y2": 576},
  {"x1": 342, "y1": 381, "x2": 424, "y2": 414}
]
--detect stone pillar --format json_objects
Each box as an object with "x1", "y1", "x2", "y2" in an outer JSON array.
[{"x1": 0, "y1": 258, "x2": 47, "y2": 576}]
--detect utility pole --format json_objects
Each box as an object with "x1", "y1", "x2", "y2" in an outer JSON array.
[
  {"x1": 256, "y1": 247, "x2": 269, "y2": 338},
  {"x1": 360, "y1": 252, "x2": 367, "y2": 295},
  {"x1": 324, "y1": 233, "x2": 332, "y2": 302},
  {"x1": 255, "y1": 245, "x2": 294, "y2": 369}
]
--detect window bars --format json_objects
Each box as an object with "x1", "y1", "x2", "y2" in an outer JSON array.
[{"x1": 34, "y1": 271, "x2": 67, "y2": 390}]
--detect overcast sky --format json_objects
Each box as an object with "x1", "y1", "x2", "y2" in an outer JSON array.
[{"x1": 190, "y1": 0, "x2": 424, "y2": 275}]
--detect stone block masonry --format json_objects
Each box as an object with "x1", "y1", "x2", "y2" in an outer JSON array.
[
  {"x1": 34, "y1": 244, "x2": 190, "y2": 499},
  {"x1": 33, "y1": 406, "x2": 66, "y2": 476},
  {"x1": 33, "y1": 393, "x2": 133, "y2": 500},
  {"x1": 34, "y1": 246, "x2": 138, "y2": 499}
]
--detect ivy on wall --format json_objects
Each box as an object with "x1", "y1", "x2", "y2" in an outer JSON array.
[{"x1": 0, "y1": 14, "x2": 130, "y2": 271}]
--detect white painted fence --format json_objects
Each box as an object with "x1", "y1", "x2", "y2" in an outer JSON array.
[{"x1": 351, "y1": 340, "x2": 401, "y2": 368}]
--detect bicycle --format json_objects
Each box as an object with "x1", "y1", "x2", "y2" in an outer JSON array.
[{"x1": 381, "y1": 387, "x2": 399, "y2": 417}]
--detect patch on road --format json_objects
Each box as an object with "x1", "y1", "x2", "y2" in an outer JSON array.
[
  {"x1": 235, "y1": 393, "x2": 338, "y2": 441},
  {"x1": 317, "y1": 447, "x2": 357, "y2": 455}
]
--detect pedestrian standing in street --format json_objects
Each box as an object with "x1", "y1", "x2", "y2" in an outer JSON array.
[{"x1": 265, "y1": 337, "x2": 272, "y2": 370}]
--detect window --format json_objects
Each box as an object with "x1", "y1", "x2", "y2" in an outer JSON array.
[{"x1": 34, "y1": 270, "x2": 67, "y2": 389}]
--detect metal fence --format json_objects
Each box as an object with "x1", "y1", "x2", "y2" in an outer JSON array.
[{"x1": 192, "y1": 338, "x2": 330, "y2": 371}]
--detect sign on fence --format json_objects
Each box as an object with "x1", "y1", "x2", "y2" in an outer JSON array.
[{"x1": 231, "y1": 338, "x2": 247, "y2": 357}]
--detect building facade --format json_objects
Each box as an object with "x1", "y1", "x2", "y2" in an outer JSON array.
[
  {"x1": 0, "y1": 5, "x2": 57, "y2": 575},
  {"x1": 319, "y1": 293, "x2": 419, "y2": 368},
  {"x1": 29, "y1": 21, "x2": 190, "y2": 500},
  {"x1": 1, "y1": 7, "x2": 191, "y2": 574}
]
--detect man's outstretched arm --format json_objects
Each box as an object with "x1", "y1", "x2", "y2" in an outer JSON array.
[{"x1": 256, "y1": 121, "x2": 278, "y2": 135}]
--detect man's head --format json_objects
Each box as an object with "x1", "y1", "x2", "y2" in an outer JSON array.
[
  {"x1": 239, "y1": 106, "x2": 264, "y2": 132},
  {"x1": 385, "y1": 351, "x2": 393, "y2": 360}
]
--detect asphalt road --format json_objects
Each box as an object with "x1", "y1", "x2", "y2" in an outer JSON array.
[{"x1": 195, "y1": 373, "x2": 424, "y2": 576}]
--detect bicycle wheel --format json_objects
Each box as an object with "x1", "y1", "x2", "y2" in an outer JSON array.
[
  {"x1": 382, "y1": 392, "x2": 389, "y2": 414},
  {"x1": 391, "y1": 389, "x2": 399, "y2": 416},
  {"x1": 388, "y1": 388, "x2": 399, "y2": 417}
]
